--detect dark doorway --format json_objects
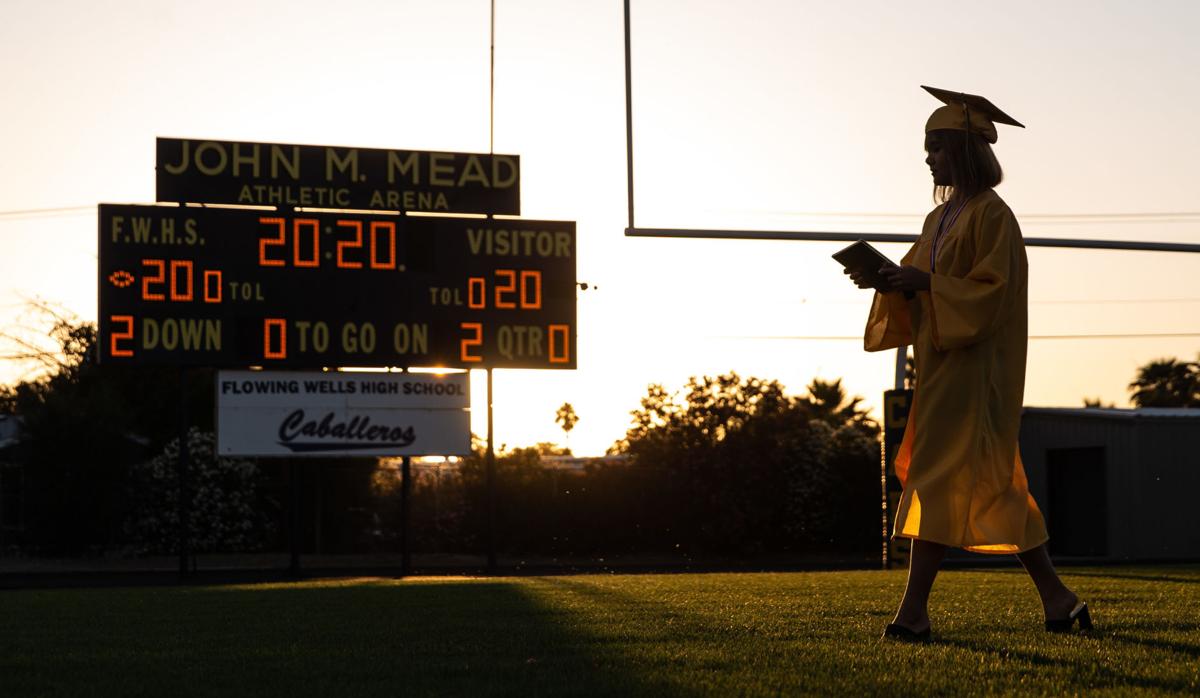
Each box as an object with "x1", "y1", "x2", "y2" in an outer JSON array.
[{"x1": 1046, "y1": 447, "x2": 1108, "y2": 557}]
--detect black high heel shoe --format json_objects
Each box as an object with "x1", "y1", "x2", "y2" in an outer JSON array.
[
  {"x1": 1045, "y1": 601, "x2": 1093, "y2": 633},
  {"x1": 882, "y1": 623, "x2": 932, "y2": 643}
]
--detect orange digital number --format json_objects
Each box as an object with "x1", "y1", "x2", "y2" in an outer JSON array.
[
  {"x1": 110, "y1": 315, "x2": 134, "y2": 357},
  {"x1": 264, "y1": 318, "x2": 287, "y2": 359},
  {"x1": 336, "y1": 220, "x2": 363, "y2": 269},
  {"x1": 370, "y1": 221, "x2": 396, "y2": 269},
  {"x1": 520, "y1": 270, "x2": 542, "y2": 309},
  {"x1": 468, "y1": 277, "x2": 486, "y2": 309},
  {"x1": 259, "y1": 217, "x2": 286, "y2": 266},
  {"x1": 293, "y1": 219, "x2": 319, "y2": 267},
  {"x1": 141, "y1": 259, "x2": 165, "y2": 301},
  {"x1": 460, "y1": 322, "x2": 483, "y2": 363},
  {"x1": 494, "y1": 269, "x2": 517, "y2": 309},
  {"x1": 169, "y1": 260, "x2": 194, "y2": 301},
  {"x1": 549, "y1": 324, "x2": 570, "y2": 364},
  {"x1": 203, "y1": 270, "x2": 222, "y2": 303}
]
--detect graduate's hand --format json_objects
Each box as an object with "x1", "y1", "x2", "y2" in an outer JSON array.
[
  {"x1": 879, "y1": 264, "x2": 931, "y2": 292},
  {"x1": 843, "y1": 267, "x2": 875, "y2": 290}
]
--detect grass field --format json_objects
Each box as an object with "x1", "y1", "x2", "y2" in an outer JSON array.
[{"x1": 2, "y1": 566, "x2": 1198, "y2": 696}]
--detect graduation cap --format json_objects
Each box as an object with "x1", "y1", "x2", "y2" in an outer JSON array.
[{"x1": 922, "y1": 85, "x2": 1024, "y2": 143}]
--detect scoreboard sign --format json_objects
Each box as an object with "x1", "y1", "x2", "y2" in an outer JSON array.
[
  {"x1": 216, "y1": 371, "x2": 470, "y2": 457},
  {"x1": 98, "y1": 204, "x2": 576, "y2": 369},
  {"x1": 156, "y1": 138, "x2": 520, "y2": 215}
]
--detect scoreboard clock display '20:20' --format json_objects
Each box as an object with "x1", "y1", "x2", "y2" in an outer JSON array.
[{"x1": 98, "y1": 204, "x2": 576, "y2": 369}]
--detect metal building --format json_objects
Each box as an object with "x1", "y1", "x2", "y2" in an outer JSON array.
[{"x1": 1019, "y1": 407, "x2": 1200, "y2": 561}]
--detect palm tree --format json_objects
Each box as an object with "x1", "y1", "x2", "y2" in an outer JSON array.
[
  {"x1": 554, "y1": 402, "x2": 578, "y2": 452},
  {"x1": 1128, "y1": 357, "x2": 1200, "y2": 408},
  {"x1": 801, "y1": 378, "x2": 876, "y2": 433}
]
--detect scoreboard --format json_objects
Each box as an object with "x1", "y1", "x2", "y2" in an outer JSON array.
[
  {"x1": 156, "y1": 138, "x2": 520, "y2": 215},
  {"x1": 98, "y1": 205, "x2": 576, "y2": 369}
]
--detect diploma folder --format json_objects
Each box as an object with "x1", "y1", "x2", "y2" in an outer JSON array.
[{"x1": 832, "y1": 240, "x2": 896, "y2": 292}]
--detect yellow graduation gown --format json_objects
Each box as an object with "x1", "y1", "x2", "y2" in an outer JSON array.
[{"x1": 865, "y1": 189, "x2": 1048, "y2": 553}]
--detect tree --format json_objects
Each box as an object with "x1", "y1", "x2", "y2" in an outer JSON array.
[
  {"x1": 1128, "y1": 356, "x2": 1200, "y2": 408},
  {"x1": 610, "y1": 372, "x2": 880, "y2": 554},
  {"x1": 783, "y1": 420, "x2": 880, "y2": 546},
  {"x1": 1, "y1": 302, "x2": 215, "y2": 553},
  {"x1": 800, "y1": 378, "x2": 878, "y2": 436},
  {"x1": 0, "y1": 299, "x2": 94, "y2": 391},
  {"x1": 555, "y1": 403, "x2": 578, "y2": 434},
  {"x1": 554, "y1": 402, "x2": 578, "y2": 453}
]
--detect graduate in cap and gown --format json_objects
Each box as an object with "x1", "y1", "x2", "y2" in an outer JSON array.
[{"x1": 845, "y1": 87, "x2": 1093, "y2": 641}]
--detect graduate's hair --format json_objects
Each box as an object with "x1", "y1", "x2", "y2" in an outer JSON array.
[{"x1": 932, "y1": 129, "x2": 1003, "y2": 204}]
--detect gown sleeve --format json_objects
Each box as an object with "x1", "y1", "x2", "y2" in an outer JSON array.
[
  {"x1": 927, "y1": 202, "x2": 1023, "y2": 351},
  {"x1": 865, "y1": 291, "x2": 911, "y2": 351},
  {"x1": 864, "y1": 245, "x2": 917, "y2": 352}
]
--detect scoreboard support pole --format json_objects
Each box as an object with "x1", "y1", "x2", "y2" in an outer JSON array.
[
  {"x1": 289, "y1": 463, "x2": 301, "y2": 575},
  {"x1": 486, "y1": 368, "x2": 497, "y2": 573},
  {"x1": 401, "y1": 456, "x2": 412, "y2": 577},
  {"x1": 176, "y1": 367, "x2": 192, "y2": 579},
  {"x1": 882, "y1": 347, "x2": 910, "y2": 570}
]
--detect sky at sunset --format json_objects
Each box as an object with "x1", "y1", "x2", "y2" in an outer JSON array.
[{"x1": 2, "y1": 0, "x2": 1198, "y2": 455}]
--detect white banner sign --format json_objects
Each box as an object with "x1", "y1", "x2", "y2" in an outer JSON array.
[{"x1": 217, "y1": 371, "x2": 470, "y2": 457}]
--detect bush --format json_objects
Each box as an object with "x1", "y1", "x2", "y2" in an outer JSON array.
[
  {"x1": 126, "y1": 429, "x2": 275, "y2": 554},
  {"x1": 381, "y1": 374, "x2": 883, "y2": 558}
]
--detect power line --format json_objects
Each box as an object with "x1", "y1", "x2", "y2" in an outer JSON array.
[
  {"x1": 627, "y1": 228, "x2": 1200, "y2": 253},
  {"x1": 0, "y1": 206, "x2": 94, "y2": 220},
  {"x1": 1032, "y1": 298, "x2": 1200, "y2": 305},
  {"x1": 1029, "y1": 332, "x2": 1200, "y2": 340},
  {"x1": 800, "y1": 297, "x2": 1200, "y2": 306},
  {"x1": 723, "y1": 333, "x2": 1200, "y2": 341},
  {"x1": 1022, "y1": 211, "x2": 1200, "y2": 219},
  {"x1": 4, "y1": 204, "x2": 1200, "y2": 229},
  {"x1": 720, "y1": 209, "x2": 1200, "y2": 223}
]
